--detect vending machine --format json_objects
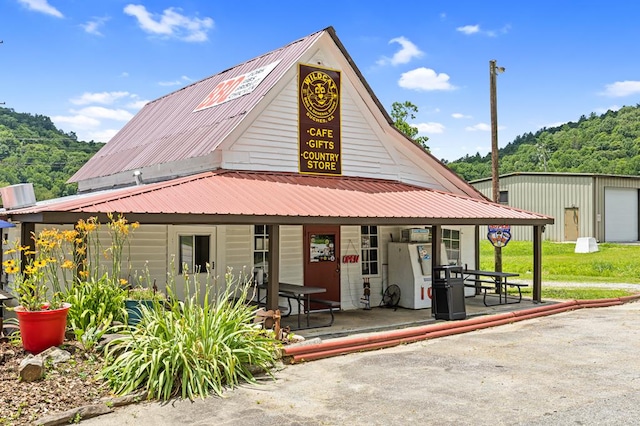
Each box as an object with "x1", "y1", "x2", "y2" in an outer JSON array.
[{"x1": 387, "y1": 242, "x2": 447, "y2": 309}]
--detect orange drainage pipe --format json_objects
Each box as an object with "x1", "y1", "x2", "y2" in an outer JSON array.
[
  {"x1": 284, "y1": 296, "x2": 640, "y2": 364},
  {"x1": 284, "y1": 300, "x2": 579, "y2": 358}
]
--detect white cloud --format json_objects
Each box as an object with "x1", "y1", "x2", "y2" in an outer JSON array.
[
  {"x1": 86, "y1": 128, "x2": 120, "y2": 142},
  {"x1": 82, "y1": 17, "x2": 110, "y2": 36},
  {"x1": 415, "y1": 122, "x2": 445, "y2": 134},
  {"x1": 123, "y1": 4, "x2": 214, "y2": 42},
  {"x1": 465, "y1": 123, "x2": 506, "y2": 131},
  {"x1": 456, "y1": 25, "x2": 480, "y2": 35},
  {"x1": 70, "y1": 91, "x2": 132, "y2": 105},
  {"x1": 158, "y1": 76, "x2": 193, "y2": 86},
  {"x1": 17, "y1": 0, "x2": 62, "y2": 18},
  {"x1": 71, "y1": 106, "x2": 134, "y2": 121},
  {"x1": 377, "y1": 36, "x2": 424, "y2": 66},
  {"x1": 452, "y1": 112, "x2": 472, "y2": 119},
  {"x1": 52, "y1": 93, "x2": 140, "y2": 142},
  {"x1": 52, "y1": 114, "x2": 101, "y2": 129},
  {"x1": 398, "y1": 67, "x2": 456, "y2": 91},
  {"x1": 127, "y1": 99, "x2": 149, "y2": 109},
  {"x1": 457, "y1": 24, "x2": 510, "y2": 37},
  {"x1": 600, "y1": 81, "x2": 640, "y2": 97},
  {"x1": 465, "y1": 123, "x2": 491, "y2": 131}
]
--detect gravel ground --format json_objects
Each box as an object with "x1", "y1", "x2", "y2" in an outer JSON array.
[{"x1": 83, "y1": 300, "x2": 640, "y2": 426}]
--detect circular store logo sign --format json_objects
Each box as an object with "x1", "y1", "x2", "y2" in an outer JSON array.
[{"x1": 300, "y1": 70, "x2": 339, "y2": 123}]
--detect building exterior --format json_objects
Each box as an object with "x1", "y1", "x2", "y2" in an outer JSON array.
[
  {"x1": 471, "y1": 172, "x2": 640, "y2": 243},
  {"x1": 1, "y1": 27, "x2": 552, "y2": 316}
]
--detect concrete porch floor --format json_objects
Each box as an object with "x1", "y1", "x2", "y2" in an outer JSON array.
[{"x1": 280, "y1": 294, "x2": 552, "y2": 340}]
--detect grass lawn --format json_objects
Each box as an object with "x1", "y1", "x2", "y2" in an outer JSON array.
[
  {"x1": 478, "y1": 240, "x2": 640, "y2": 299},
  {"x1": 479, "y1": 240, "x2": 640, "y2": 284}
]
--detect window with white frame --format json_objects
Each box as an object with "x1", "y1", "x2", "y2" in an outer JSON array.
[
  {"x1": 253, "y1": 225, "x2": 269, "y2": 275},
  {"x1": 442, "y1": 228, "x2": 461, "y2": 265},
  {"x1": 361, "y1": 225, "x2": 379, "y2": 275},
  {"x1": 179, "y1": 235, "x2": 210, "y2": 273}
]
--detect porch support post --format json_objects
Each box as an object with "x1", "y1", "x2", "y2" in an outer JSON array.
[
  {"x1": 533, "y1": 224, "x2": 543, "y2": 303},
  {"x1": 474, "y1": 225, "x2": 481, "y2": 295},
  {"x1": 266, "y1": 224, "x2": 280, "y2": 311},
  {"x1": 431, "y1": 225, "x2": 442, "y2": 269}
]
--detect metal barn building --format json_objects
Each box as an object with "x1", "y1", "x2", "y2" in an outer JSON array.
[{"x1": 471, "y1": 172, "x2": 640, "y2": 243}]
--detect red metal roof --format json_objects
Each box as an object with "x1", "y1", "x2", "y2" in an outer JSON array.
[
  {"x1": 69, "y1": 29, "x2": 326, "y2": 183},
  {"x1": 10, "y1": 171, "x2": 554, "y2": 225}
]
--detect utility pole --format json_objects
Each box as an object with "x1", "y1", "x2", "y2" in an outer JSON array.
[{"x1": 490, "y1": 59, "x2": 505, "y2": 272}]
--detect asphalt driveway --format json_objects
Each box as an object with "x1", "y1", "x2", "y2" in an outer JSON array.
[{"x1": 84, "y1": 301, "x2": 640, "y2": 426}]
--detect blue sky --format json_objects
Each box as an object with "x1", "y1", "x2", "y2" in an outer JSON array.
[{"x1": 2, "y1": 1, "x2": 640, "y2": 162}]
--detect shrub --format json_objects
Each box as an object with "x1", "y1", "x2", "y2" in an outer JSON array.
[
  {"x1": 65, "y1": 274, "x2": 128, "y2": 350},
  {"x1": 100, "y1": 268, "x2": 281, "y2": 400}
]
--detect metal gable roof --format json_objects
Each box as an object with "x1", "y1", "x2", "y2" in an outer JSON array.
[
  {"x1": 9, "y1": 171, "x2": 554, "y2": 226},
  {"x1": 69, "y1": 29, "x2": 327, "y2": 183}
]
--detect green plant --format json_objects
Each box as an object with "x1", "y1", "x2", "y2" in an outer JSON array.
[
  {"x1": 2, "y1": 228, "x2": 78, "y2": 311},
  {"x1": 126, "y1": 286, "x2": 165, "y2": 301},
  {"x1": 101, "y1": 267, "x2": 281, "y2": 400}
]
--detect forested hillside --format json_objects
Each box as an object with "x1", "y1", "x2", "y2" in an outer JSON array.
[
  {"x1": 447, "y1": 105, "x2": 640, "y2": 181},
  {"x1": 0, "y1": 107, "x2": 103, "y2": 202}
]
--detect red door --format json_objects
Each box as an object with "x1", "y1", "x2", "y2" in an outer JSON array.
[{"x1": 304, "y1": 225, "x2": 340, "y2": 308}]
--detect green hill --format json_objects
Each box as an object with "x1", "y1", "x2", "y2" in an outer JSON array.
[
  {"x1": 0, "y1": 107, "x2": 104, "y2": 202},
  {"x1": 447, "y1": 104, "x2": 640, "y2": 181}
]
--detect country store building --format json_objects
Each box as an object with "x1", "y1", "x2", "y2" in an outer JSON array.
[{"x1": 1, "y1": 27, "x2": 553, "y2": 319}]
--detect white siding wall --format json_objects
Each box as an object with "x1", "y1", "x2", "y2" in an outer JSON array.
[
  {"x1": 224, "y1": 60, "x2": 449, "y2": 191},
  {"x1": 279, "y1": 226, "x2": 303, "y2": 284},
  {"x1": 223, "y1": 225, "x2": 253, "y2": 279}
]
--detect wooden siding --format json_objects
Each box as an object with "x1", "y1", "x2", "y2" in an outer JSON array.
[
  {"x1": 279, "y1": 226, "x2": 304, "y2": 283},
  {"x1": 225, "y1": 55, "x2": 449, "y2": 191},
  {"x1": 223, "y1": 225, "x2": 253, "y2": 277}
]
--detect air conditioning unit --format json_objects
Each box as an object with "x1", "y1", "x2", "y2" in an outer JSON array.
[{"x1": 0, "y1": 183, "x2": 36, "y2": 209}]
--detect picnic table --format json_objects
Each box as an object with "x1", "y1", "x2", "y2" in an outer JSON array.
[
  {"x1": 462, "y1": 269, "x2": 527, "y2": 306},
  {"x1": 257, "y1": 283, "x2": 336, "y2": 329}
]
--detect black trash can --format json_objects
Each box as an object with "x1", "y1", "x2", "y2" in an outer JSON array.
[{"x1": 432, "y1": 265, "x2": 466, "y2": 320}]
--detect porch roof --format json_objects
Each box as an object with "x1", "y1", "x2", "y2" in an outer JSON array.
[{"x1": 5, "y1": 170, "x2": 554, "y2": 226}]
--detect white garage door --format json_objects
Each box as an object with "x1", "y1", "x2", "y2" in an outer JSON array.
[{"x1": 604, "y1": 187, "x2": 638, "y2": 242}]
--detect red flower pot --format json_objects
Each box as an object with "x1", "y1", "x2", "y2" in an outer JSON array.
[{"x1": 15, "y1": 303, "x2": 71, "y2": 354}]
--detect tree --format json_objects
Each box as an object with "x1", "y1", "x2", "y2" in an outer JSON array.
[{"x1": 390, "y1": 101, "x2": 430, "y2": 151}]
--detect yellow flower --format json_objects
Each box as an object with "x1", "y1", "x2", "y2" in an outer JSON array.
[
  {"x1": 61, "y1": 260, "x2": 74, "y2": 269},
  {"x1": 33, "y1": 259, "x2": 47, "y2": 268},
  {"x1": 4, "y1": 265, "x2": 18, "y2": 274},
  {"x1": 3, "y1": 248, "x2": 16, "y2": 255},
  {"x1": 119, "y1": 278, "x2": 128, "y2": 286},
  {"x1": 132, "y1": 222, "x2": 140, "y2": 229},
  {"x1": 24, "y1": 265, "x2": 36, "y2": 274},
  {"x1": 2, "y1": 259, "x2": 15, "y2": 267},
  {"x1": 78, "y1": 270, "x2": 89, "y2": 279}
]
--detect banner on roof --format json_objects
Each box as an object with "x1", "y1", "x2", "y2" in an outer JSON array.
[
  {"x1": 193, "y1": 60, "x2": 280, "y2": 112},
  {"x1": 298, "y1": 63, "x2": 341, "y2": 176}
]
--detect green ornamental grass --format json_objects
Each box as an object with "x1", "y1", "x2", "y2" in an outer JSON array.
[{"x1": 100, "y1": 268, "x2": 281, "y2": 400}]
